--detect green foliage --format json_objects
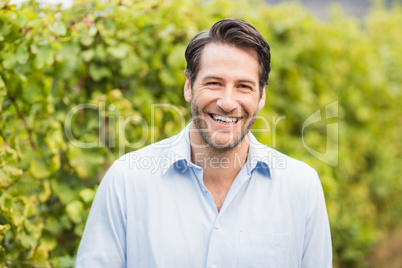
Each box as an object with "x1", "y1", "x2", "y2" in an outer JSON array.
[{"x1": 0, "y1": 0, "x2": 401, "y2": 267}]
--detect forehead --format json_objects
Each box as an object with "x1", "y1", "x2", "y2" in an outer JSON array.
[{"x1": 197, "y1": 43, "x2": 259, "y2": 82}]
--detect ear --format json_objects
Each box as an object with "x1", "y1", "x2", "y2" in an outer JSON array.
[
  {"x1": 258, "y1": 86, "x2": 266, "y2": 111},
  {"x1": 184, "y1": 77, "x2": 192, "y2": 103}
]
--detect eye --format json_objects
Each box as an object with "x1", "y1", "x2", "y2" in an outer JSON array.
[
  {"x1": 206, "y1": 82, "x2": 221, "y2": 87},
  {"x1": 238, "y1": 84, "x2": 252, "y2": 90}
]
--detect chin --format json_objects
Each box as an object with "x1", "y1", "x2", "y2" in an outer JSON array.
[{"x1": 201, "y1": 131, "x2": 246, "y2": 152}]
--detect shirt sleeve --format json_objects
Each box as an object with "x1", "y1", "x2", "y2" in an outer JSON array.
[
  {"x1": 301, "y1": 170, "x2": 333, "y2": 268},
  {"x1": 75, "y1": 161, "x2": 127, "y2": 268}
]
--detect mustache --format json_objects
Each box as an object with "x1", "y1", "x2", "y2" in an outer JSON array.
[{"x1": 205, "y1": 108, "x2": 247, "y2": 118}]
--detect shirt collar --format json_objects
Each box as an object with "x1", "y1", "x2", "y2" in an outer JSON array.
[
  {"x1": 161, "y1": 123, "x2": 193, "y2": 175},
  {"x1": 245, "y1": 132, "x2": 272, "y2": 177},
  {"x1": 162, "y1": 123, "x2": 272, "y2": 178}
]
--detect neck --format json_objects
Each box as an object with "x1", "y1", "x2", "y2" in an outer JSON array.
[{"x1": 189, "y1": 124, "x2": 249, "y2": 178}]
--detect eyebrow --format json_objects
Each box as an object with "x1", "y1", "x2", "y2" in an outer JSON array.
[
  {"x1": 201, "y1": 76, "x2": 225, "y2": 82},
  {"x1": 237, "y1": 79, "x2": 257, "y2": 86},
  {"x1": 201, "y1": 76, "x2": 257, "y2": 86}
]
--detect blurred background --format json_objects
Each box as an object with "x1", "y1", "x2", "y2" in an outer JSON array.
[
  {"x1": 267, "y1": 0, "x2": 395, "y2": 19},
  {"x1": 1, "y1": 0, "x2": 401, "y2": 267},
  {"x1": 9, "y1": 0, "x2": 396, "y2": 18}
]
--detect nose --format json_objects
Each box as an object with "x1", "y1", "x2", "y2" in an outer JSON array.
[{"x1": 216, "y1": 87, "x2": 240, "y2": 113}]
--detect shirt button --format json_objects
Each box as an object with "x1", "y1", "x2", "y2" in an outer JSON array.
[
  {"x1": 202, "y1": 187, "x2": 207, "y2": 192},
  {"x1": 211, "y1": 265, "x2": 217, "y2": 268},
  {"x1": 215, "y1": 223, "x2": 221, "y2": 229}
]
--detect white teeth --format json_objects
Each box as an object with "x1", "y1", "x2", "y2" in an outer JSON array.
[{"x1": 212, "y1": 114, "x2": 239, "y2": 124}]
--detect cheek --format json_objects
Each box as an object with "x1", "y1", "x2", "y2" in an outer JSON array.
[
  {"x1": 241, "y1": 96, "x2": 261, "y2": 112},
  {"x1": 192, "y1": 91, "x2": 215, "y2": 106}
]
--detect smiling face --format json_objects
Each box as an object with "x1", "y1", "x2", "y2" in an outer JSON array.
[{"x1": 184, "y1": 42, "x2": 266, "y2": 152}]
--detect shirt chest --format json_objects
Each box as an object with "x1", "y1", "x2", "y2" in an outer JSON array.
[{"x1": 123, "y1": 168, "x2": 306, "y2": 267}]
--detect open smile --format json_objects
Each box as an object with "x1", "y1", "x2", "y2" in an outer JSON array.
[{"x1": 208, "y1": 113, "x2": 243, "y2": 125}]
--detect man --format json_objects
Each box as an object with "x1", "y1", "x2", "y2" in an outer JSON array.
[{"x1": 76, "y1": 18, "x2": 332, "y2": 267}]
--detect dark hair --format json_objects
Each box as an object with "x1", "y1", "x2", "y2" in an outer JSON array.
[{"x1": 184, "y1": 18, "x2": 271, "y2": 94}]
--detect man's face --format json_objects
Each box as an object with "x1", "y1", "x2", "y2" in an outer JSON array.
[{"x1": 184, "y1": 43, "x2": 266, "y2": 151}]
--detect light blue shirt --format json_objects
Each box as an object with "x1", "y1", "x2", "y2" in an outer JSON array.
[{"x1": 76, "y1": 123, "x2": 332, "y2": 267}]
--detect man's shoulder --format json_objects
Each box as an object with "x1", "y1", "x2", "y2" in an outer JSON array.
[
  {"x1": 255, "y1": 145, "x2": 323, "y2": 202},
  {"x1": 256, "y1": 144, "x2": 318, "y2": 181},
  {"x1": 113, "y1": 132, "x2": 186, "y2": 173},
  {"x1": 274, "y1": 148, "x2": 315, "y2": 172}
]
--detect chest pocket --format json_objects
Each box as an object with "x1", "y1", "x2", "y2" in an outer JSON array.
[{"x1": 237, "y1": 231, "x2": 289, "y2": 268}]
